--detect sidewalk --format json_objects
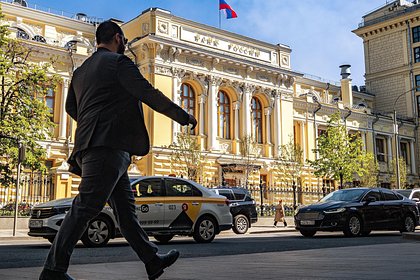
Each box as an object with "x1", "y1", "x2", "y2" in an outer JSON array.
[{"x1": 0, "y1": 242, "x2": 419, "y2": 279}]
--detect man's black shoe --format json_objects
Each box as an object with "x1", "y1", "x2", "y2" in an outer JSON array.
[
  {"x1": 146, "y1": 249, "x2": 180, "y2": 280},
  {"x1": 39, "y1": 268, "x2": 75, "y2": 280}
]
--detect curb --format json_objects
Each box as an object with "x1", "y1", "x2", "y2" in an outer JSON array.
[
  {"x1": 249, "y1": 227, "x2": 297, "y2": 234},
  {"x1": 402, "y1": 232, "x2": 420, "y2": 241}
]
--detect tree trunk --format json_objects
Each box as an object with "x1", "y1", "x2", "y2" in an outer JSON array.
[{"x1": 339, "y1": 174, "x2": 343, "y2": 190}]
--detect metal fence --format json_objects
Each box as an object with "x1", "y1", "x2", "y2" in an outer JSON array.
[{"x1": 0, "y1": 171, "x2": 54, "y2": 216}]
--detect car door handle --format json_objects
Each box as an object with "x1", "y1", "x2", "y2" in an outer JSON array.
[
  {"x1": 192, "y1": 202, "x2": 199, "y2": 206},
  {"x1": 155, "y1": 203, "x2": 163, "y2": 206}
]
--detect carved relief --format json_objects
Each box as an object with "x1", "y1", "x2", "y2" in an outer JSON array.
[
  {"x1": 142, "y1": 23, "x2": 150, "y2": 35},
  {"x1": 186, "y1": 57, "x2": 204, "y2": 67},
  {"x1": 172, "y1": 25, "x2": 179, "y2": 38},
  {"x1": 157, "y1": 20, "x2": 169, "y2": 35},
  {"x1": 280, "y1": 55, "x2": 290, "y2": 67},
  {"x1": 224, "y1": 67, "x2": 239, "y2": 75},
  {"x1": 171, "y1": 67, "x2": 186, "y2": 80},
  {"x1": 257, "y1": 74, "x2": 270, "y2": 82},
  {"x1": 208, "y1": 75, "x2": 223, "y2": 87},
  {"x1": 155, "y1": 66, "x2": 172, "y2": 76}
]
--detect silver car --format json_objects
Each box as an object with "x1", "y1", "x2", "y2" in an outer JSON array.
[{"x1": 28, "y1": 176, "x2": 232, "y2": 246}]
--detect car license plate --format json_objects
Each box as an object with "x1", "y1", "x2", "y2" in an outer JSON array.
[
  {"x1": 300, "y1": 220, "x2": 315, "y2": 225},
  {"x1": 29, "y1": 220, "x2": 43, "y2": 228}
]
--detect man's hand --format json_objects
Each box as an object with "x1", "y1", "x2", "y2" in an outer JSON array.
[{"x1": 188, "y1": 114, "x2": 197, "y2": 130}]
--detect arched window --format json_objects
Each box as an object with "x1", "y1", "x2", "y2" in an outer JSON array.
[
  {"x1": 33, "y1": 35, "x2": 46, "y2": 43},
  {"x1": 218, "y1": 91, "x2": 231, "y2": 139},
  {"x1": 251, "y1": 97, "x2": 263, "y2": 143},
  {"x1": 16, "y1": 28, "x2": 30, "y2": 40},
  {"x1": 180, "y1": 83, "x2": 195, "y2": 133}
]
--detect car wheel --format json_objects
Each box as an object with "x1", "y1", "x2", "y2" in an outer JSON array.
[
  {"x1": 232, "y1": 214, "x2": 249, "y2": 234},
  {"x1": 154, "y1": 234, "x2": 174, "y2": 244},
  {"x1": 193, "y1": 216, "x2": 217, "y2": 243},
  {"x1": 81, "y1": 216, "x2": 112, "y2": 247},
  {"x1": 343, "y1": 215, "x2": 362, "y2": 237},
  {"x1": 299, "y1": 229, "x2": 316, "y2": 237},
  {"x1": 400, "y1": 215, "x2": 415, "y2": 233}
]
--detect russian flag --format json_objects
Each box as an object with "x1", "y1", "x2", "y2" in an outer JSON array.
[{"x1": 219, "y1": 0, "x2": 238, "y2": 19}]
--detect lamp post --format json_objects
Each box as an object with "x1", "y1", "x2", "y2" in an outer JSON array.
[
  {"x1": 259, "y1": 178, "x2": 264, "y2": 216},
  {"x1": 392, "y1": 87, "x2": 419, "y2": 189}
]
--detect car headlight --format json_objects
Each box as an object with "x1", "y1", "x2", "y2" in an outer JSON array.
[
  {"x1": 324, "y1": 207, "x2": 346, "y2": 214},
  {"x1": 54, "y1": 207, "x2": 71, "y2": 214}
]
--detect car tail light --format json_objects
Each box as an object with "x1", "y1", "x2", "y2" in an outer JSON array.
[{"x1": 225, "y1": 199, "x2": 230, "y2": 206}]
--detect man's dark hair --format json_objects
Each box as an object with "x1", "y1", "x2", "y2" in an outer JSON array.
[{"x1": 96, "y1": 20, "x2": 123, "y2": 45}]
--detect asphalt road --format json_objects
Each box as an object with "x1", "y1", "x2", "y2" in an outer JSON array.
[{"x1": 0, "y1": 231, "x2": 414, "y2": 270}]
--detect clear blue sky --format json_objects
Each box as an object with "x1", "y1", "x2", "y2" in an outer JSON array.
[{"x1": 31, "y1": 0, "x2": 388, "y2": 86}]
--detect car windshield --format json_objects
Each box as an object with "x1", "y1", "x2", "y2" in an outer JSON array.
[
  {"x1": 395, "y1": 190, "x2": 411, "y2": 198},
  {"x1": 321, "y1": 189, "x2": 367, "y2": 202}
]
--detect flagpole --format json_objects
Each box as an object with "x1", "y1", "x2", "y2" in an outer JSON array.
[{"x1": 219, "y1": 8, "x2": 221, "y2": 29}]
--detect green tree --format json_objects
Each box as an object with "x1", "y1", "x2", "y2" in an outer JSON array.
[
  {"x1": 309, "y1": 112, "x2": 366, "y2": 189},
  {"x1": 358, "y1": 153, "x2": 379, "y2": 187},
  {"x1": 239, "y1": 134, "x2": 260, "y2": 188},
  {"x1": 169, "y1": 130, "x2": 205, "y2": 182},
  {"x1": 0, "y1": 8, "x2": 59, "y2": 187},
  {"x1": 273, "y1": 136, "x2": 304, "y2": 208},
  {"x1": 390, "y1": 157, "x2": 407, "y2": 189}
]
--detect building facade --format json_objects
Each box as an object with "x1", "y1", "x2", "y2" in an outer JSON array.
[
  {"x1": 1, "y1": 0, "x2": 419, "y2": 208},
  {"x1": 354, "y1": 0, "x2": 420, "y2": 187}
]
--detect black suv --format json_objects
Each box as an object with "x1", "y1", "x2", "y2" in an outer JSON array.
[{"x1": 211, "y1": 187, "x2": 258, "y2": 234}]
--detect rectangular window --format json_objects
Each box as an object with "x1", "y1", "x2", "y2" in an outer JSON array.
[
  {"x1": 413, "y1": 26, "x2": 420, "y2": 43},
  {"x1": 375, "y1": 138, "x2": 386, "y2": 162},
  {"x1": 400, "y1": 141, "x2": 410, "y2": 167},
  {"x1": 417, "y1": 96, "x2": 420, "y2": 116},
  {"x1": 415, "y1": 47, "x2": 420, "y2": 63},
  {"x1": 415, "y1": 75, "x2": 420, "y2": 91}
]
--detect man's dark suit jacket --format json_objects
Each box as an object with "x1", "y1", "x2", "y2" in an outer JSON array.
[{"x1": 66, "y1": 47, "x2": 189, "y2": 175}]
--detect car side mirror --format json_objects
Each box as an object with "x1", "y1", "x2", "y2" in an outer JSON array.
[
  {"x1": 412, "y1": 198, "x2": 420, "y2": 203},
  {"x1": 365, "y1": 197, "x2": 376, "y2": 204}
]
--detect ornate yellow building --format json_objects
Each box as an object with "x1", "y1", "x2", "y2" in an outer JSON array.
[{"x1": 1, "y1": 0, "x2": 419, "y2": 208}]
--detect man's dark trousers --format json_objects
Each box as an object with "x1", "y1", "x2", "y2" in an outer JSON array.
[{"x1": 44, "y1": 146, "x2": 158, "y2": 272}]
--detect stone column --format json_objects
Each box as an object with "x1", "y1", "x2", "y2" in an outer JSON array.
[
  {"x1": 199, "y1": 95, "x2": 206, "y2": 136},
  {"x1": 387, "y1": 136, "x2": 393, "y2": 170},
  {"x1": 208, "y1": 76, "x2": 221, "y2": 151},
  {"x1": 242, "y1": 84, "x2": 253, "y2": 138},
  {"x1": 233, "y1": 101, "x2": 241, "y2": 140},
  {"x1": 410, "y1": 140, "x2": 416, "y2": 174},
  {"x1": 361, "y1": 131, "x2": 367, "y2": 151},
  {"x1": 171, "y1": 68, "x2": 183, "y2": 143},
  {"x1": 59, "y1": 78, "x2": 70, "y2": 140},
  {"x1": 264, "y1": 107, "x2": 272, "y2": 144},
  {"x1": 300, "y1": 121, "x2": 306, "y2": 162},
  {"x1": 273, "y1": 93, "x2": 281, "y2": 156}
]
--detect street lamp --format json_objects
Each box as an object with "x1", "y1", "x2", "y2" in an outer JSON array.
[
  {"x1": 259, "y1": 178, "x2": 264, "y2": 216},
  {"x1": 392, "y1": 87, "x2": 419, "y2": 189}
]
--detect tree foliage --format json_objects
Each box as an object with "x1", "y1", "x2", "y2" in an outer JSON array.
[
  {"x1": 309, "y1": 112, "x2": 367, "y2": 188},
  {"x1": 390, "y1": 157, "x2": 407, "y2": 189},
  {"x1": 0, "y1": 9, "x2": 59, "y2": 187},
  {"x1": 238, "y1": 134, "x2": 260, "y2": 188},
  {"x1": 169, "y1": 130, "x2": 205, "y2": 182},
  {"x1": 273, "y1": 136, "x2": 304, "y2": 186},
  {"x1": 358, "y1": 153, "x2": 379, "y2": 187}
]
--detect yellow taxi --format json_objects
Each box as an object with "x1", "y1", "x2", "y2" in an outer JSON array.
[{"x1": 28, "y1": 176, "x2": 233, "y2": 246}]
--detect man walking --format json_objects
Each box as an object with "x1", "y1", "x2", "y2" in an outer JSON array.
[{"x1": 40, "y1": 20, "x2": 197, "y2": 280}]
